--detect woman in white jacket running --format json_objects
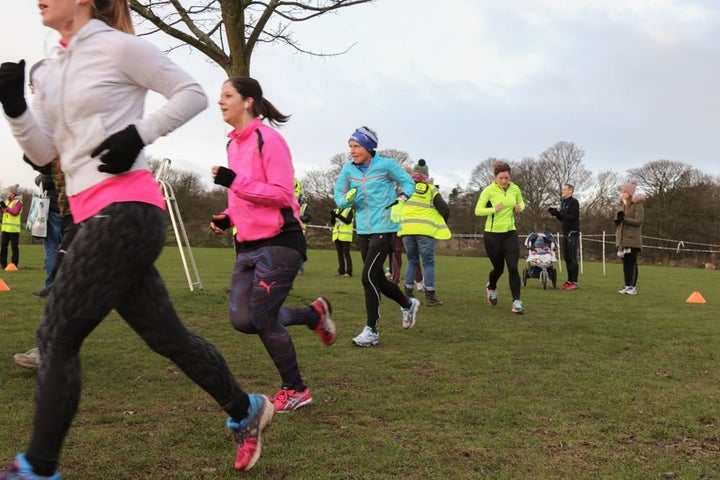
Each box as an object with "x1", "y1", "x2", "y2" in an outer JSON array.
[{"x1": 0, "y1": 0, "x2": 272, "y2": 477}]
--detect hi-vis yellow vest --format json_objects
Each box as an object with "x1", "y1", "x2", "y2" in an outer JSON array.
[
  {"x1": 1, "y1": 198, "x2": 22, "y2": 233},
  {"x1": 332, "y1": 208, "x2": 353, "y2": 242},
  {"x1": 398, "y1": 183, "x2": 451, "y2": 239}
]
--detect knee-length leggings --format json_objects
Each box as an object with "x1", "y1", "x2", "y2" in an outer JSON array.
[{"x1": 26, "y1": 203, "x2": 249, "y2": 475}]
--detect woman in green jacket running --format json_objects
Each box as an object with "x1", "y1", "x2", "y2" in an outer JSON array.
[{"x1": 474, "y1": 161, "x2": 526, "y2": 314}]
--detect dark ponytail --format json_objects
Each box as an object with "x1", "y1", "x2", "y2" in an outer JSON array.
[{"x1": 227, "y1": 77, "x2": 290, "y2": 127}]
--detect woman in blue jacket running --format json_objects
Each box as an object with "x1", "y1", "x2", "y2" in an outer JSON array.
[{"x1": 334, "y1": 126, "x2": 420, "y2": 347}]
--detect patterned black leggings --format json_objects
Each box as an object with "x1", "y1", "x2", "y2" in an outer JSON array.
[
  {"x1": 26, "y1": 203, "x2": 248, "y2": 475},
  {"x1": 229, "y1": 245, "x2": 320, "y2": 392}
]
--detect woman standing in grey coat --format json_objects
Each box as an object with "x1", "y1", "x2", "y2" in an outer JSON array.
[{"x1": 614, "y1": 179, "x2": 644, "y2": 295}]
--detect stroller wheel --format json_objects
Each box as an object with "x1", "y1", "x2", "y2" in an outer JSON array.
[
  {"x1": 540, "y1": 270, "x2": 548, "y2": 290},
  {"x1": 522, "y1": 267, "x2": 528, "y2": 287}
]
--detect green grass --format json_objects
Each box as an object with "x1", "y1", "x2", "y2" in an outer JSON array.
[{"x1": 1, "y1": 245, "x2": 720, "y2": 479}]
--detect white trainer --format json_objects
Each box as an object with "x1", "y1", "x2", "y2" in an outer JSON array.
[
  {"x1": 352, "y1": 326, "x2": 379, "y2": 347},
  {"x1": 13, "y1": 347, "x2": 40, "y2": 370},
  {"x1": 401, "y1": 297, "x2": 420, "y2": 330}
]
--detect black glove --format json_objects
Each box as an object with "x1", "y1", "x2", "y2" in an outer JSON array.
[
  {"x1": 214, "y1": 166, "x2": 237, "y2": 188},
  {"x1": 548, "y1": 207, "x2": 559, "y2": 217},
  {"x1": 0, "y1": 200, "x2": 6, "y2": 210},
  {"x1": 0, "y1": 59, "x2": 27, "y2": 118},
  {"x1": 614, "y1": 211, "x2": 625, "y2": 226},
  {"x1": 211, "y1": 215, "x2": 231, "y2": 231},
  {"x1": 92, "y1": 125, "x2": 144, "y2": 174}
]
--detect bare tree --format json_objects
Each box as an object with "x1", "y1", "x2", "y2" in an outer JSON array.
[
  {"x1": 378, "y1": 149, "x2": 411, "y2": 168},
  {"x1": 467, "y1": 157, "x2": 509, "y2": 193},
  {"x1": 577, "y1": 169, "x2": 622, "y2": 237},
  {"x1": 582, "y1": 170, "x2": 621, "y2": 216},
  {"x1": 539, "y1": 141, "x2": 592, "y2": 192},
  {"x1": 129, "y1": 0, "x2": 374, "y2": 75},
  {"x1": 301, "y1": 168, "x2": 337, "y2": 202},
  {"x1": 328, "y1": 152, "x2": 351, "y2": 172},
  {"x1": 627, "y1": 160, "x2": 713, "y2": 264},
  {"x1": 627, "y1": 159, "x2": 705, "y2": 199},
  {"x1": 326, "y1": 149, "x2": 409, "y2": 171},
  {"x1": 511, "y1": 157, "x2": 554, "y2": 232}
]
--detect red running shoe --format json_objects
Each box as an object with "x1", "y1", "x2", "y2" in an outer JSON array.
[
  {"x1": 273, "y1": 388, "x2": 314, "y2": 413},
  {"x1": 311, "y1": 297, "x2": 336, "y2": 346},
  {"x1": 227, "y1": 394, "x2": 274, "y2": 471}
]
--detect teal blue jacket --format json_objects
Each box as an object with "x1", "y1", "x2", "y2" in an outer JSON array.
[{"x1": 334, "y1": 154, "x2": 414, "y2": 235}]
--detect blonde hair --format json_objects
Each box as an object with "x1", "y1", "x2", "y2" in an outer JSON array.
[{"x1": 93, "y1": 0, "x2": 135, "y2": 34}]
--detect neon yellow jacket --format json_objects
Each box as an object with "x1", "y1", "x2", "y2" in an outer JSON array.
[
  {"x1": 332, "y1": 207, "x2": 354, "y2": 242},
  {"x1": 1, "y1": 198, "x2": 23, "y2": 233},
  {"x1": 398, "y1": 183, "x2": 451, "y2": 239},
  {"x1": 474, "y1": 181, "x2": 525, "y2": 233}
]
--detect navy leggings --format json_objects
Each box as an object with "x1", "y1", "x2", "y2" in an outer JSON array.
[
  {"x1": 562, "y1": 233, "x2": 580, "y2": 283},
  {"x1": 357, "y1": 233, "x2": 411, "y2": 329},
  {"x1": 483, "y1": 230, "x2": 521, "y2": 301},
  {"x1": 229, "y1": 245, "x2": 320, "y2": 391},
  {"x1": 27, "y1": 203, "x2": 249, "y2": 476}
]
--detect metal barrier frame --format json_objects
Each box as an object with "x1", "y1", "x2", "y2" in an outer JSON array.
[{"x1": 154, "y1": 158, "x2": 203, "y2": 291}]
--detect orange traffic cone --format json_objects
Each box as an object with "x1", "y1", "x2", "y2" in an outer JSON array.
[
  {"x1": 686, "y1": 291, "x2": 706, "y2": 304},
  {"x1": 4, "y1": 263, "x2": 18, "y2": 271},
  {"x1": 0, "y1": 278, "x2": 10, "y2": 291}
]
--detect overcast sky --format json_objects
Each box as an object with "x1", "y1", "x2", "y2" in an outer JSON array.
[{"x1": 2, "y1": 0, "x2": 720, "y2": 195}]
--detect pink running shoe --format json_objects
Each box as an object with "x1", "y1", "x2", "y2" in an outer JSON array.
[
  {"x1": 311, "y1": 297, "x2": 336, "y2": 346},
  {"x1": 273, "y1": 388, "x2": 314, "y2": 413},
  {"x1": 227, "y1": 394, "x2": 274, "y2": 471}
]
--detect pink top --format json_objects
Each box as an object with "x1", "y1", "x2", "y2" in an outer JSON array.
[
  {"x1": 224, "y1": 118, "x2": 300, "y2": 242},
  {"x1": 2, "y1": 197, "x2": 23, "y2": 216},
  {"x1": 69, "y1": 170, "x2": 164, "y2": 223}
]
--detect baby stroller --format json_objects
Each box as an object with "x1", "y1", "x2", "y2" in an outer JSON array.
[{"x1": 522, "y1": 232, "x2": 558, "y2": 289}]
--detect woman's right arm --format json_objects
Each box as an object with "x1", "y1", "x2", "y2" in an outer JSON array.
[
  {"x1": 8, "y1": 89, "x2": 56, "y2": 168},
  {"x1": 474, "y1": 187, "x2": 493, "y2": 217}
]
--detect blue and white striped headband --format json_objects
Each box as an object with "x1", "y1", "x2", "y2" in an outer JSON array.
[{"x1": 349, "y1": 126, "x2": 378, "y2": 153}]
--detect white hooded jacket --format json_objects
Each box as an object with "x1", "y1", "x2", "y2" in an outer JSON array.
[{"x1": 8, "y1": 19, "x2": 207, "y2": 198}]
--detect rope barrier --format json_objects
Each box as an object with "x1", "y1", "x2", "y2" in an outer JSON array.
[{"x1": 307, "y1": 224, "x2": 719, "y2": 253}]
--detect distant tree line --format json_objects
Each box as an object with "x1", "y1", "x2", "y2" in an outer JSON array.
[
  {"x1": 297, "y1": 141, "x2": 720, "y2": 267},
  {"x1": 8, "y1": 142, "x2": 719, "y2": 268}
]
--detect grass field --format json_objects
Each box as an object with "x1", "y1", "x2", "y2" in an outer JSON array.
[{"x1": 1, "y1": 245, "x2": 719, "y2": 479}]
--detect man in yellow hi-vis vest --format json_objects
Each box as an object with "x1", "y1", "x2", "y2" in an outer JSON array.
[
  {"x1": 331, "y1": 207, "x2": 354, "y2": 276},
  {"x1": 1, "y1": 184, "x2": 23, "y2": 269},
  {"x1": 397, "y1": 160, "x2": 451, "y2": 306}
]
